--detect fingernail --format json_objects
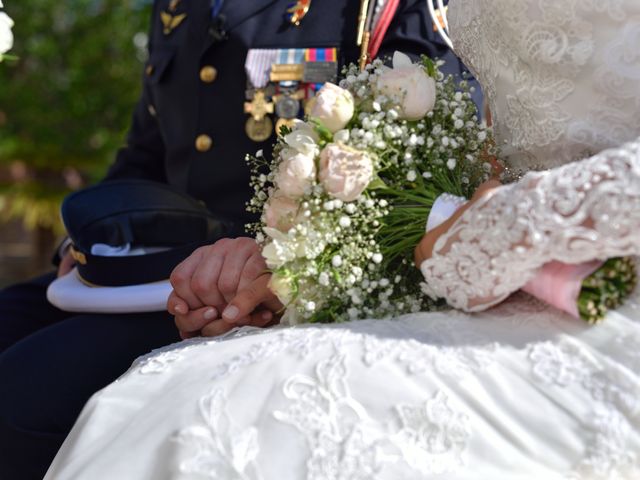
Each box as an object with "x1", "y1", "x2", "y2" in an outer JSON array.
[
  {"x1": 223, "y1": 305, "x2": 239, "y2": 321},
  {"x1": 262, "y1": 311, "x2": 273, "y2": 321},
  {"x1": 174, "y1": 304, "x2": 186, "y2": 315},
  {"x1": 203, "y1": 307, "x2": 217, "y2": 320}
]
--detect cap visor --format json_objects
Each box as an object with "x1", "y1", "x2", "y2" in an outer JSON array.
[{"x1": 47, "y1": 268, "x2": 173, "y2": 313}]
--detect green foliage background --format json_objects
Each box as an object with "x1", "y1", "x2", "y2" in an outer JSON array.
[{"x1": 0, "y1": 0, "x2": 152, "y2": 232}]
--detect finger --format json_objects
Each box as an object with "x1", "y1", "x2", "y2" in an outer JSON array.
[
  {"x1": 170, "y1": 247, "x2": 207, "y2": 309},
  {"x1": 217, "y1": 240, "x2": 258, "y2": 303},
  {"x1": 200, "y1": 318, "x2": 237, "y2": 337},
  {"x1": 236, "y1": 251, "x2": 268, "y2": 294},
  {"x1": 221, "y1": 274, "x2": 283, "y2": 324},
  {"x1": 167, "y1": 290, "x2": 189, "y2": 316},
  {"x1": 236, "y1": 307, "x2": 276, "y2": 327},
  {"x1": 179, "y1": 330, "x2": 200, "y2": 340},
  {"x1": 174, "y1": 305, "x2": 219, "y2": 333},
  {"x1": 190, "y1": 240, "x2": 231, "y2": 307},
  {"x1": 473, "y1": 179, "x2": 502, "y2": 200}
]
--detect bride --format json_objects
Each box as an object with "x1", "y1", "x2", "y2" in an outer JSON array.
[{"x1": 46, "y1": 1, "x2": 640, "y2": 478}]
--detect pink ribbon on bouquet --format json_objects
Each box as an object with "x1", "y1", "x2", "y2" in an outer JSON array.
[
  {"x1": 426, "y1": 194, "x2": 604, "y2": 319},
  {"x1": 522, "y1": 260, "x2": 603, "y2": 319}
]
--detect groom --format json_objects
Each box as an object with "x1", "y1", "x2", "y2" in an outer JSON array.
[{"x1": 0, "y1": 1, "x2": 476, "y2": 478}]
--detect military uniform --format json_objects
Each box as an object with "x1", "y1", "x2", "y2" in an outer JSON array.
[{"x1": 0, "y1": 1, "x2": 479, "y2": 478}]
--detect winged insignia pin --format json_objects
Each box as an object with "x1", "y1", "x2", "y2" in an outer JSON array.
[{"x1": 161, "y1": 11, "x2": 187, "y2": 35}]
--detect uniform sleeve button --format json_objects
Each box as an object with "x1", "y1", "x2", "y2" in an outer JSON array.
[
  {"x1": 195, "y1": 134, "x2": 213, "y2": 152},
  {"x1": 199, "y1": 65, "x2": 218, "y2": 83},
  {"x1": 145, "y1": 64, "x2": 154, "y2": 76}
]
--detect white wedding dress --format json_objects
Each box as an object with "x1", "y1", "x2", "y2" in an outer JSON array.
[{"x1": 46, "y1": 1, "x2": 640, "y2": 479}]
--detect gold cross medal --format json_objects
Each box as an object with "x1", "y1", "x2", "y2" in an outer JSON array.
[
  {"x1": 244, "y1": 49, "x2": 280, "y2": 142},
  {"x1": 244, "y1": 89, "x2": 274, "y2": 142}
]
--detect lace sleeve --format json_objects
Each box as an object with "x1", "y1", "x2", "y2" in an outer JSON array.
[{"x1": 420, "y1": 138, "x2": 640, "y2": 312}]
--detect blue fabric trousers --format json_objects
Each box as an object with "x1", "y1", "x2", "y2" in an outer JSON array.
[{"x1": 0, "y1": 273, "x2": 180, "y2": 480}]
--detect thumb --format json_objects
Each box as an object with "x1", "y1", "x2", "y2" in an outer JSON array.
[{"x1": 221, "y1": 274, "x2": 282, "y2": 324}]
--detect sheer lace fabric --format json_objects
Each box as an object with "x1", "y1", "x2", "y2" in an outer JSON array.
[
  {"x1": 419, "y1": 0, "x2": 640, "y2": 311},
  {"x1": 448, "y1": 0, "x2": 640, "y2": 171},
  {"x1": 421, "y1": 138, "x2": 640, "y2": 311}
]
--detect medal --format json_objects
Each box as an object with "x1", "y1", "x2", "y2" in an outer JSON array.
[
  {"x1": 244, "y1": 89, "x2": 275, "y2": 142},
  {"x1": 246, "y1": 116, "x2": 274, "y2": 142},
  {"x1": 285, "y1": 0, "x2": 311, "y2": 26},
  {"x1": 275, "y1": 87, "x2": 303, "y2": 119}
]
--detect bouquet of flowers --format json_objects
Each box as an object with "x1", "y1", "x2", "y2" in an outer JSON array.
[
  {"x1": 0, "y1": 1, "x2": 14, "y2": 63},
  {"x1": 246, "y1": 52, "x2": 494, "y2": 324}
]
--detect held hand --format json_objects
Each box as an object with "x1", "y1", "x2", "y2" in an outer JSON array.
[
  {"x1": 57, "y1": 250, "x2": 76, "y2": 277},
  {"x1": 168, "y1": 237, "x2": 279, "y2": 337},
  {"x1": 169, "y1": 237, "x2": 266, "y2": 311},
  {"x1": 168, "y1": 274, "x2": 283, "y2": 338},
  {"x1": 415, "y1": 180, "x2": 502, "y2": 267}
]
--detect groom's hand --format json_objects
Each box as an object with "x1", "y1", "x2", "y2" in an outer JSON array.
[
  {"x1": 169, "y1": 237, "x2": 266, "y2": 310},
  {"x1": 168, "y1": 237, "x2": 278, "y2": 337},
  {"x1": 169, "y1": 274, "x2": 283, "y2": 338}
]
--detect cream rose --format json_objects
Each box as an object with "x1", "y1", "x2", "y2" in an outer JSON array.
[
  {"x1": 284, "y1": 120, "x2": 320, "y2": 157},
  {"x1": 263, "y1": 192, "x2": 300, "y2": 232},
  {"x1": 309, "y1": 82, "x2": 355, "y2": 133},
  {"x1": 274, "y1": 148, "x2": 316, "y2": 198},
  {"x1": 376, "y1": 51, "x2": 436, "y2": 120},
  {"x1": 318, "y1": 143, "x2": 373, "y2": 202},
  {"x1": 0, "y1": 9, "x2": 14, "y2": 58}
]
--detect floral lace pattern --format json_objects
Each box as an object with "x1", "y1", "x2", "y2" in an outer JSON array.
[
  {"x1": 273, "y1": 351, "x2": 472, "y2": 478},
  {"x1": 449, "y1": 0, "x2": 640, "y2": 171},
  {"x1": 528, "y1": 339, "x2": 640, "y2": 478},
  {"x1": 173, "y1": 388, "x2": 261, "y2": 479},
  {"x1": 431, "y1": 1, "x2": 640, "y2": 312}
]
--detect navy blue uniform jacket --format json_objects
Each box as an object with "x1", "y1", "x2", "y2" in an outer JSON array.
[{"x1": 105, "y1": 0, "x2": 478, "y2": 228}]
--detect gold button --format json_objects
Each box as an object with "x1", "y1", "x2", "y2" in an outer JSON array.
[
  {"x1": 195, "y1": 134, "x2": 213, "y2": 152},
  {"x1": 145, "y1": 64, "x2": 154, "y2": 76},
  {"x1": 199, "y1": 65, "x2": 218, "y2": 83}
]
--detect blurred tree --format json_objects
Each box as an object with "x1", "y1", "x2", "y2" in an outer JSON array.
[{"x1": 0, "y1": 0, "x2": 152, "y2": 237}]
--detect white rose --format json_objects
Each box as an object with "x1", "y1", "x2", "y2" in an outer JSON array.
[
  {"x1": 274, "y1": 148, "x2": 316, "y2": 198},
  {"x1": 376, "y1": 51, "x2": 436, "y2": 120},
  {"x1": 268, "y1": 273, "x2": 294, "y2": 305},
  {"x1": 318, "y1": 143, "x2": 373, "y2": 202},
  {"x1": 261, "y1": 232, "x2": 296, "y2": 269},
  {"x1": 0, "y1": 11, "x2": 14, "y2": 57},
  {"x1": 284, "y1": 120, "x2": 320, "y2": 157},
  {"x1": 309, "y1": 82, "x2": 355, "y2": 133},
  {"x1": 263, "y1": 192, "x2": 300, "y2": 232}
]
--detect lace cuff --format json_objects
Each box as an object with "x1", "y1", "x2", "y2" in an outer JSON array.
[{"x1": 420, "y1": 138, "x2": 640, "y2": 312}]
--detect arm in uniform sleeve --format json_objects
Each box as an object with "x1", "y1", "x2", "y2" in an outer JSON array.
[
  {"x1": 376, "y1": 0, "x2": 449, "y2": 59},
  {"x1": 104, "y1": 0, "x2": 167, "y2": 184}
]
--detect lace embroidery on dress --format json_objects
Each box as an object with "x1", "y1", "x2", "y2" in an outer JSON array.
[
  {"x1": 273, "y1": 352, "x2": 472, "y2": 478},
  {"x1": 173, "y1": 388, "x2": 261, "y2": 479},
  {"x1": 448, "y1": 0, "x2": 638, "y2": 171},
  {"x1": 392, "y1": 391, "x2": 471, "y2": 474},
  {"x1": 528, "y1": 339, "x2": 640, "y2": 478}
]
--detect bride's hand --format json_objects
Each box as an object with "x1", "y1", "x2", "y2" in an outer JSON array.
[{"x1": 414, "y1": 180, "x2": 502, "y2": 267}]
